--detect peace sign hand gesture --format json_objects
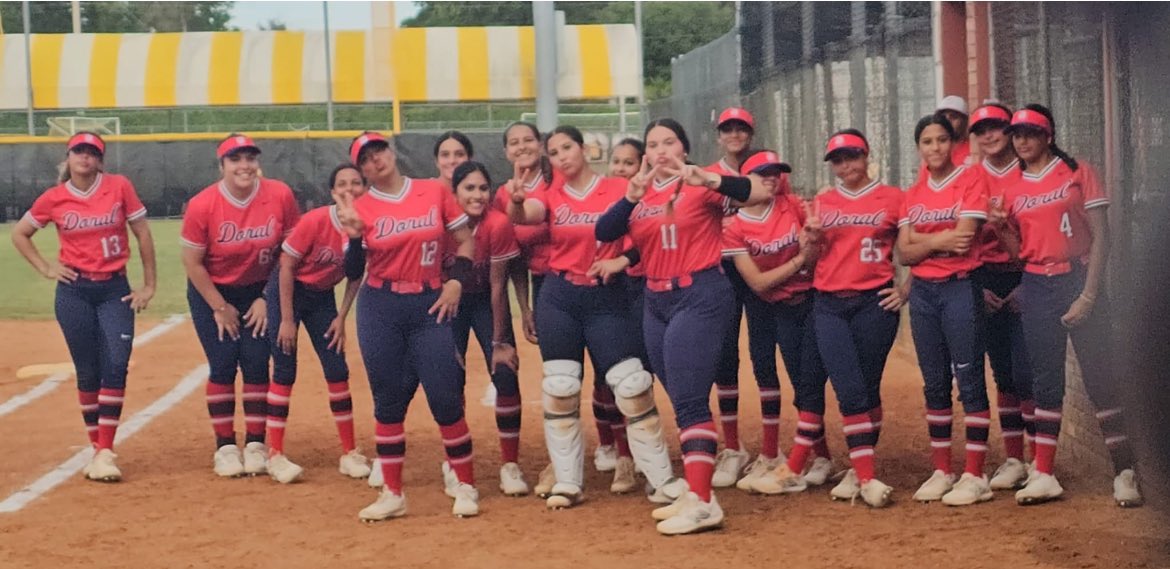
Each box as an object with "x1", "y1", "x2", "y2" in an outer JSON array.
[
  {"x1": 627, "y1": 155, "x2": 661, "y2": 203},
  {"x1": 508, "y1": 161, "x2": 532, "y2": 205},
  {"x1": 334, "y1": 190, "x2": 364, "y2": 238}
]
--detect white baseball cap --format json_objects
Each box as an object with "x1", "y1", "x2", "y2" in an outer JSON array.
[{"x1": 937, "y1": 95, "x2": 968, "y2": 115}]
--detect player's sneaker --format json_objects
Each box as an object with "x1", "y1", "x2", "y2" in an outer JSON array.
[
  {"x1": 1113, "y1": 469, "x2": 1143, "y2": 508},
  {"x1": 1015, "y1": 472, "x2": 1064, "y2": 505},
  {"x1": 367, "y1": 461, "x2": 384, "y2": 488},
  {"x1": 655, "y1": 492, "x2": 724, "y2": 535},
  {"x1": 243, "y1": 442, "x2": 268, "y2": 475},
  {"x1": 803, "y1": 457, "x2": 834, "y2": 486},
  {"x1": 989, "y1": 458, "x2": 1028, "y2": 490},
  {"x1": 338, "y1": 450, "x2": 372, "y2": 479},
  {"x1": 610, "y1": 457, "x2": 637, "y2": 494},
  {"x1": 751, "y1": 462, "x2": 808, "y2": 495},
  {"x1": 647, "y1": 477, "x2": 688, "y2": 504},
  {"x1": 830, "y1": 469, "x2": 860, "y2": 501},
  {"x1": 736, "y1": 454, "x2": 784, "y2": 492},
  {"x1": 534, "y1": 464, "x2": 555, "y2": 498},
  {"x1": 594, "y1": 445, "x2": 618, "y2": 472},
  {"x1": 499, "y1": 462, "x2": 530, "y2": 496},
  {"x1": 451, "y1": 483, "x2": 480, "y2": 517},
  {"x1": 267, "y1": 453, "x2": 304, "y2": 484},
  {"x1": 441, "y1": 462, "x2": 459, "y2": 498},
  {"x1": 913, "y1": 470, "x2": 956, "y2": 502},
  {"x1": 359, "y1": 488, "x2": 407, "y2": 522},
  {"x1": 213, "y1": 444, "x2": 245, "y2": 478},
  {"x1": 711, "y1": 448, "x2": 750, "y2": 488},
  {"x1": 859, "y1": 478, "x2": 893, "y2": 508},
  {"x1": 86, "y1": 449, "x2": 122, "y2": 482},
  {"x1": 941, "y1": 473, "x2": 993, "y2": 506},
  {"x1": 545, "y1": 483, "x2": 584, "y2": 510}
]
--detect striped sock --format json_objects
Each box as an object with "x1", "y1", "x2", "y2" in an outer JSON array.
[
  {"x1": 96, "y1": 388, "x2": 125, "y2": 451},
  {"x1": 787, "y1": 411, "x2": 823, "y2": 474},
  {"x1": 78, "y1": 390, "x2": 99, "y2": 447},
  {"x1": 593, "y1": 383, "x2": 616, "y2": 447},
  {"x1": 495, "y1": 394, "x2": 522, "y2": 463},
  {"x1": 1021, "y1": 399, "x2": 1037, "y2": 459},
  {"x1": 716, "y1": 386, "x2": 740, "y2": 451},
  {"x1": 1096, "y1": 407, "x2": 1136, "y2": 473},
  {"x1": 327, "y1": 381, "x2": 356, "y2": 453},
  {"x1": 375, "y1": 422, "x2": 405, "y2": 493},
  {"x1": 997, "y1": 393, "x2": 1025, "y2": 461},
  {"x1": 242, "y1": 382, "x2": 267, "y2": 445},
  {"x1": 964, "y1": 410, "x2": 991, "y2": 476},
  {"x1": 870, "y1": 406, "x2": 884, "y2": 446},
  {"x1": 206, "y1": 382, "x2": 236, "y2": 448},
  {"x1": 611, "y1": 419, "x2": 632, "y2": 458},
  {"x1": 843, "y1": 412, "x2": 878, "y2": 482},
  {"x1": 265, "y1": 383, "x2": 293, "y2": 455},
  {"x1": 926, "y1": 407, "x2": 954, "y2": 473},
  {"x1": 760, "y1": 387, "x2": 781, "y2": 459},
  {"x1": 680, "y1": 421, "x2": 719, "y2": 502},
  {"x1": 441, "y1": 418, "x2": 475, "y2": 485},
  {"x1": 1033, "y1": 407, "x2": 1062, "y2": 474}
]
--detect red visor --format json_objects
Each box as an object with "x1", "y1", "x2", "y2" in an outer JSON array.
[
  {"x1": 740, "y1": 150, "x2": 791, "y2": 175},
  {"x1": 67, "y1": 132, "x2": 105, "y2": 155},
  {"x1": 217, "y1": 135, "x2": 261, "y2": 159},
  {"x1": 970, "y1": 105, "x2": 1012, "y2": 130},
  {"x1": 717, "y1": 107, "x2": 755, "y2": 130},
  {"x1": 1008, "y1": 109, "x2": 1052, "y2": 135},
  {"x1": 823, "y1": 133, "x2": 869, "y2": 161},
  {"x1": 350, "y1": 132, "x2": 390, "y2": 164}
]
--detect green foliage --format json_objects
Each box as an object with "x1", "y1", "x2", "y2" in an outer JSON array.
[{"x1": 0, "y1": 1, "x2": 235, "y2": 33}]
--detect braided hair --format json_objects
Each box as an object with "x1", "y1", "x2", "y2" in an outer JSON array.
[
  {"x1": 1017, "y1": 103, "x2": 1078, "y2": 172},
  {"x1": 643, "y1": 118, "x2": 691, "y2": 216}
]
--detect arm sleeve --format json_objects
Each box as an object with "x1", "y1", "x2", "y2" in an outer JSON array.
[
  {"x1": 344, "y1": 237, "x2": 366, "y2": 280},
  {"x1": 595, "y1": 197, "x2": 637, "y2": 242}
]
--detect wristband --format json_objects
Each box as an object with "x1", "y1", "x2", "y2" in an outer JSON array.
[
  {"x1": 447, "y1": 256, "x2": 474, "y2": 288},
  {"x1": 1079, "y1": 293, "x2": 1097, "y2": 303},
  {"x1": 491, "y1": 340, "x2": 511, "y2": 347},
  {"x1": 622, "y1": 248, "x2": 642, "y2": 268},
  {"x1": 715, "y1": 176, "x2": 752, "y2": 202}
]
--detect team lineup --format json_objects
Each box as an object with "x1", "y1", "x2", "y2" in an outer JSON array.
[{"x1": 9, "y1": 96, "x2": 1144, "y2": 536}]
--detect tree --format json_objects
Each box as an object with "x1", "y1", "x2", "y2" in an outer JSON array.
[
  {"x1": 257, "y1": 18, "x2": 287, "y2": 31},
  {"x1": 0, "y1": 1, "x2": 235, "y2": 33}
]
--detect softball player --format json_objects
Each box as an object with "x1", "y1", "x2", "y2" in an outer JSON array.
[
  {"x1": 750, "y1": 130, "x2": 903, "y2": 507},
  {"x1": 339, "y1": 132, "x2": 479, "y2": 521},
  {"x1": 11, "y1": 132, "x2": 157, "y2": 482},
  {"x1": 263, "y1": 164, "x2": 372, "y2": 484},
  {"x1": 994, "y1": 105, "x2": 1141, "y2": 507},
  {"x1": 968, "y1": 104, "x2": 1036, "y2": 491},
  {"x1": 898, "y1": 115, "x2": 994, "y2": 507},
  {"x1": 433, "y1": 131, "x2": 473, "y2": 188},
  {"x1": 507, "y1": 125, "x2": 682, "y2": 509},
  {"x1": 608, "y1": 138, "x2": 645, "y2": 180},
  {"x1": 181, "y1": 134, "x2": 300, "y2": 479},
  {"x1": 596, "y1": 118, "x2": 772, "y2": 535}
]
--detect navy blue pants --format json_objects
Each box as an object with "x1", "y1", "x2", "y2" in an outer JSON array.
[
  {"x1": 188, "y1": 281, "x2": 271, "y2": 386},
  {"x1": 55, "y1": 275, "x2": 135, "y2": 392},
  {"x1": 452, "y1": 290, "x2": 518, "y2": 396},
  {"x1": 644, "y1": 267, "x2": 735, "y2": 429},
  {"x1": 266, "y1": 278, "x2": 349, "y2": 386},
  {"x1": 814, "y1": 287, "x2": 899, "y2": 416},
  {"x1": 536, "y1": 273, "x2": 639, "y2": 378},
  {"x1": 716, "y1": 259, "x2": 747, "y2": 389},
  {"x1": 974, "y1": 268, "x2": 1032, "y2": 400},
  {"x1": 624, "y1": 275, "x2": 652, "y2": 372},
  {"x1": 909, "y1": 277, "x2": 990, "y2": 414},
  {"x1": 751, "y1": 296, "x2": 827, "y2": 414},
  {"x1": 356, "y1": 285, "x2": 465, "y2": 425}
]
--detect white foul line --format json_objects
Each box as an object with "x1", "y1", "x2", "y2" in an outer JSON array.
[
  {"x1": 0, "y1": 363, "x2": 209, "y2": 513},
  {"x1": 0, "y1": 314, "x2": 188, "y2": 419}
]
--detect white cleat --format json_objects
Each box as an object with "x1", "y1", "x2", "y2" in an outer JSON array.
[
  {"x1": 989, "y1": 458, "x2": 1029, "y2": 490},
  {"x1": 942, "y1": 473, "x2": 993, "y2": 506},
  {"x1": 655, "y1": 492, "x2": 724, "y2": 536},
  {"x1": 499, "y1": 462, "x2": 530, "y2": 496},
  {"x1": 1113, "y1": 469, "x2": 1143, "y2": 508},
  {"x1": 711, "y1": 448, "x2": 750, "y2": 488},
  {"x1": 751, "y1": 463, "x2": 808, "y2": 495},
  {"x1": 913, "y1": 470, "x2": 956, "y2": 502},
  {"x1": 1015, "y1": 472, "x2": 1064, "y2": 505},
  {"x1": 243, "y1": 442, "x2": 268, "y2": 476},
  {"x1": 451, "y1": 483, "x2": 480, "y2": 517},
  {"x1": 610, "y1": 456, "x2": 637, "y2": 494},
  {"x1": 534, "y1": 464, "x2": 556, "y2": 498},
  {"x1": 859, "y1": 478, "x2": 894, "y2": 508},
  {"x1": 367, "y1": 461, "x2": 384, "y2": 489},
  {"x1": 267, "y1": 453, "x2": 304, "y2": 484},
  {"x1": 441, "y1": 462, "x2": 459, "y2": 498},
  {"x1": 338, "y1": 450, "x2": 372, "y2": 479},
  {"x1": 830, "y1": 469, "x2": 860, "y2": 501},
  {"x1": 545, "y1": 483, "x2": 584, "y2": 510},
  {"x1": 736, "y1": 454, "x2": 784, "y2": 493},
  {"x1": 86, "y1": 449, "x2": 122, "y2": 482},
  {"x1": 213, "y1": 444, "x2": 245, "y2": 478},
  {"x1": 359, "y1": 488, "x2": 407, "y2": 522},
  {"x1": 648, "y1": 477, "x2": 688, "y2": 505},
  {"x1": 594, "y1": 445, "x2": 618, "y2": 472},
  {"x1": 803, "y1": 457, "x2": 834, "y2": 487}
]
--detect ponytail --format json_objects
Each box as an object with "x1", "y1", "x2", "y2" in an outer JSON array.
[{"x1": 1018, "y1": 104, "x2": 1078, "y2": 172}]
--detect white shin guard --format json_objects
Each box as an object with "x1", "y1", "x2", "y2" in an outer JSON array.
[
  {"x1": 542, "y1": 360, "x2": 584, "y2": 490},
  {"x1": 606, "y1": 358, "x2": 675, "y2": 490}
]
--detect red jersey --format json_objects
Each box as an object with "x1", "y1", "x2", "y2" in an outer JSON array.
[
  {"x1": 281, "y1": 205, "x2": 347, "y2": 291},
  {"x1": 23, "y1": 173, "x2": 147, "y2": 274},
  {"x1": 1005, "y1": 159, "x2": 1107, "y2": 274},
  {"x1": 721, "y1": 194, "x2": 813, "y2": 302},
  {"x1": 492, "y1": 170, "x2": 561, "y2": 274},
  {"x1": 977, "y1": 159, "x2": 1023, "y2": 265},
  {"x1": 812, "y1": 181, "x2": 902, "y2": 292},
  {"x1": 704, "y1": 159, "x2": 738, "y2": 176},
  {"x1": 530, "y1": 175, "x2": 628, "y2": 277},
  {"x1": 443, "y1": 209, "x2": 519, "y2": 294},
  {"x1": 628, "y1": 176, "x2": 731, "y2": 281},
  {"x1": 181, "y1": 179, "x2": 300, "y2": 286},
  {"x1": 353, "y1": 177, "x2": 468, "y2": 286},
  {"x1": 900, "y1": 165, "x2": 989, "y2": 280}
]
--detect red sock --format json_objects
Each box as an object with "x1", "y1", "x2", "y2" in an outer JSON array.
[
  {"x1": 495, "y1": 394, "x2": 521, "y2": 464},
  {"x1": 997, "y1": 393, "x2": 1025, "y2": 461},
  {"x1": 787, "y1": 411, "x2": 822, "y2": 473},
  {"x1": 78, "y1": 390, "x2": 99, "y2": 447},
  {"x1": 964, "y1": 410, "x2": 991, "y2": 476},
  {"x1": 1033, "y1": 407, "x2": 1062, "y2": 474},
  {"x1": 1021, "y1": 399, "x2": 1037, "y2": 459},
  {"x1": 96, "y1": 388, "x2": 124, "y2": 450},
  {"x1": 813, "y1": 437, "x2": 831, "y2": 461},
  {"x1": 205, "y1": 382, "x2": 236, "y2": 447},
  {"x1": 717, "y1": 386, "x2": 740, "y2": 451},
  {"x1": 266, "y1": 383, "x2": 293, "y2": 455},
  {"x1": 592, "y1": 385, "x2": 616, "y2": 446},
  {"x1": 927, "y1": 408, "x2": 953, "y2": 473},
  {"x1": 327, "y1": 381, "x2": 356, "y2": 452},
  {"x1": 612, "y1": 421, "x2": 632, "y2": 458},
  {"x1": 680, "y1": 421, "x2": 719, "y2": 502},
  {"x1": 241, "y1": 382, "x2": 267, "y2": 444},
  {"x1": 440, "y1": 419, "x2": 475, "y2": 485},
  {"x1": 843, "y1": 413, "x2": 877, "y2": 482},
  {"x1": 869, "y1": 406, "x2": 884, "y2": 445},
  {"x1": 375, "y1": 422, "x2": 405, "y2": 493},
  {"x1": 760, "y1": 387, "x2": 781, "y2": 459}
]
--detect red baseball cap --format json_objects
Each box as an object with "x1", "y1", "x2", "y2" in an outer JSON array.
[
  {"x1": 717, "y1": 107, "x2": 755, "y2": 130},
  {"x1": 67, "y1": 132, "x2": 105, "y2": 155},
  {"x1": 740, "y1": 150, "x2": 791, "y2": 176},
  {"x1": 969, "y1": 105, "x2": 1012, "y2": 131},
  {"x1": 217, "y1": 134, "x2": 261, "y2": 159},
  {"x1": 823, "y1": 133, "x2": 869, "y2": 161},
  {"x1": 1006, "y1": 109, "x2": 1052, "y2": 135},
  {"x1": 349, "y1": 131, "x2": 390, "y2": 165}
]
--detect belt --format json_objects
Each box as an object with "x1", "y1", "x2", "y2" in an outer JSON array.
[
  {"x1": 981, "y1": 262, "x2": 1024, "y2": 273},
  {"x1": 554, "y1": 271, "x2": 602, "y2": 287},
  {"x1": 71, "y1": 268, "x2": 125, "y2": 282},
  {"x1": 1024, "y1": 261, "x2": 1075, "y2": 276},
  {"x1": 779, "y1": 291, "x2": 811, "y2": 306},
  {"x1": 916, "y1": 271, "x2": 971, "y2": 284},
  {"x1": 365, "y1": 276, "x2": 442, "y2": 294},
  {"x1": 645, "y1": 266, "x2": 721, "y2": 292}
]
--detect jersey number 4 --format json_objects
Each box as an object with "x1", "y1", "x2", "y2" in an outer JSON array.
[
  {"x1": 660, "y1": 224, "x2": 678, "y2": 250},
  {"x1": 1060, "y1": 212, "x2": 1073, "y2": 238}
]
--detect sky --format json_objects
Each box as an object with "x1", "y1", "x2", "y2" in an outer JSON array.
[{"x1": 229, "y1": 1, "x2": 421, "y2": 31}]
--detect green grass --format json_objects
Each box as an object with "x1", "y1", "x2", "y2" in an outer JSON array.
[{"x1": 0, "y1": 219, "x2": 189, "y2": 319}]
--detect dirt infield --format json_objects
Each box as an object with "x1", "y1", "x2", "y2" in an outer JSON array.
[{"x1": 0, "y1": 317, "x2": 1166, "y2": 569}]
